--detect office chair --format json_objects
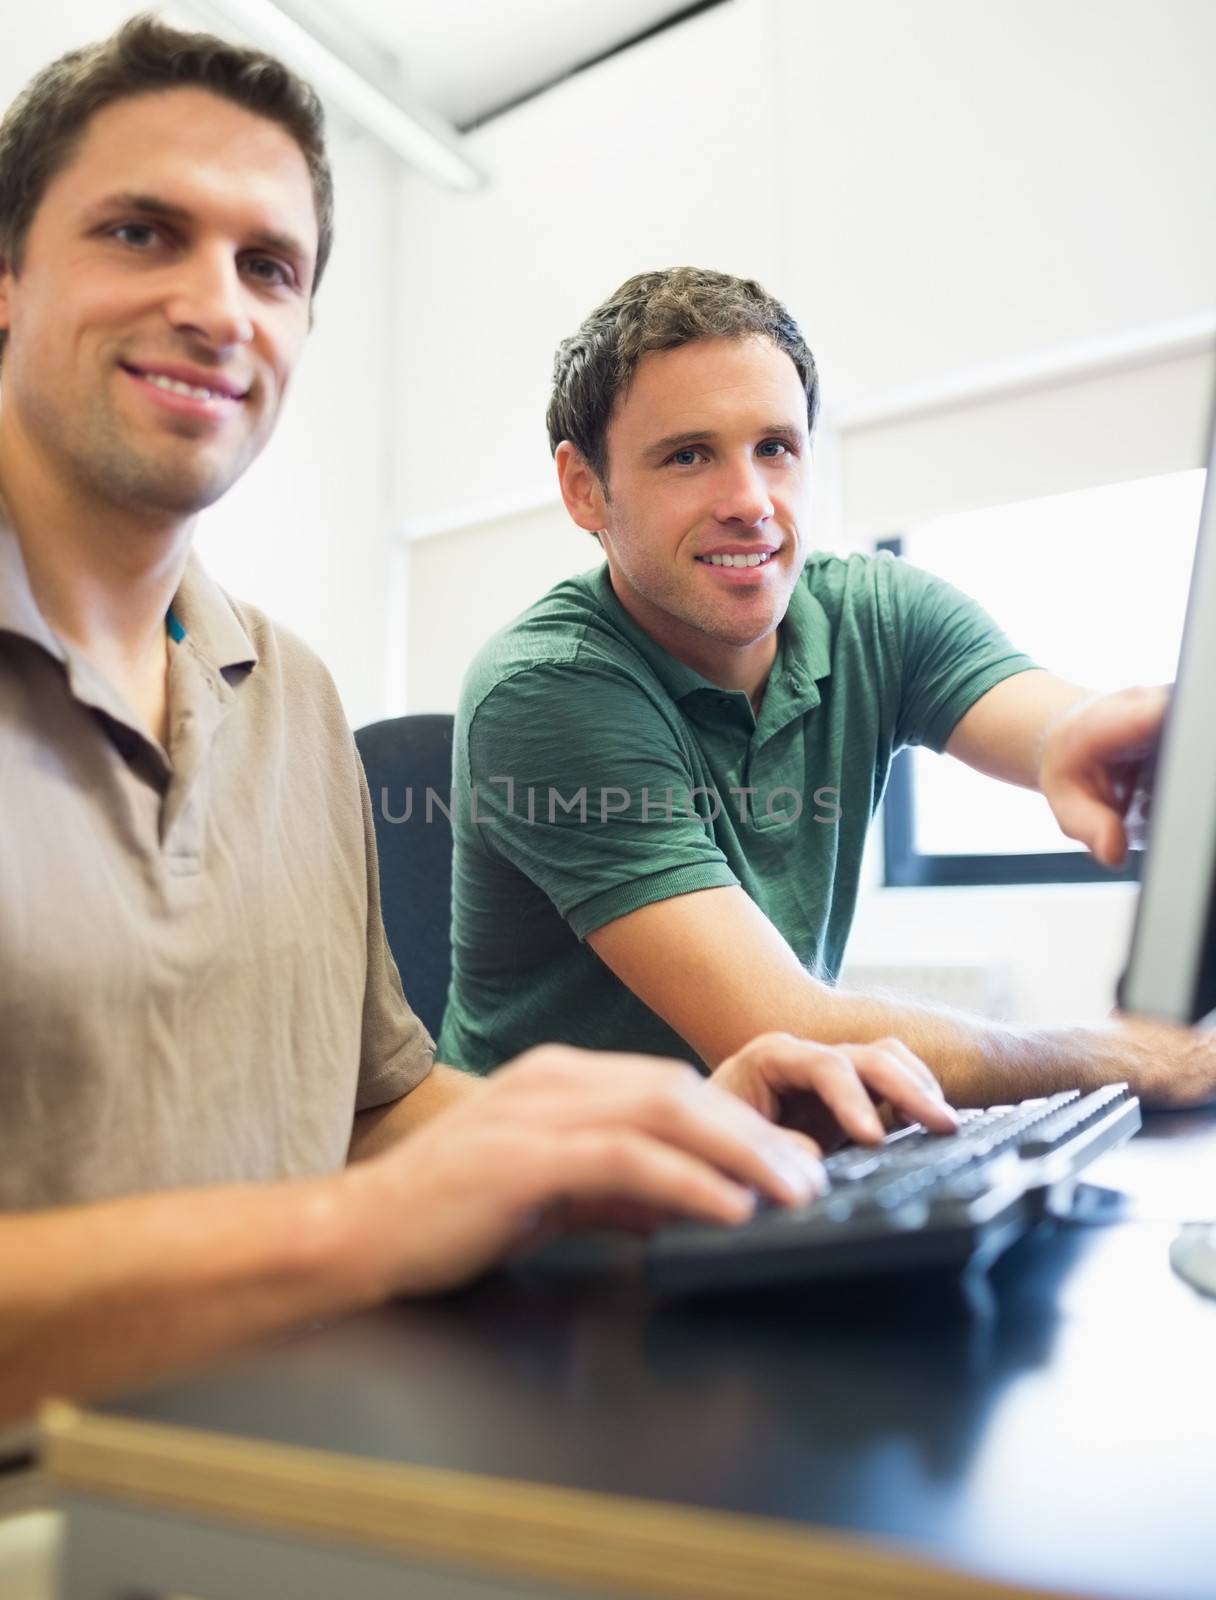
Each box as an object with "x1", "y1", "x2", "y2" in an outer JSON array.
[{"x1": 354, "y1": 713, "x2": 455, "y2": 1041}]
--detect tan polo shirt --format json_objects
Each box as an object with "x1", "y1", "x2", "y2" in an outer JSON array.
[{"x1": 0, "y1": 510, "x2": 433, "y2": 1210}]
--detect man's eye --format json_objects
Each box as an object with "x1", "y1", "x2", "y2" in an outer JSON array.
[
  {"x1": 110, "y1": 223, "x2": 160, "y2": 249},
  {"x1": 670, "y1": 447, "x2": 703, "y2": 467},
  {"x1": 244, "y1": 256, "x2": 293, "y2": 288},
  {"x1": 758, "y1": 439, "x2": 791, "y2": 458}
]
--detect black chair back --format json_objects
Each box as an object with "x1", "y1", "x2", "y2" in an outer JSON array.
[{"x1": 355, "y1": 714, "x2": 455, "y2": 1041}]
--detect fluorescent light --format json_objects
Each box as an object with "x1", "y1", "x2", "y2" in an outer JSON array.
[{"x1": 191, "y1": 0, "x2": 485, "y2": 191}]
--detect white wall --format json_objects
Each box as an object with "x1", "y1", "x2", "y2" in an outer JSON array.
[
  {"x1": 408, "y1": 501, "x2": 597, "y2": 711},
  {"x1": 393, "y1": 0, "x2": 782, "y2": 536},
  {"x1": 841, "y1": 346, "x2": 1216, "y2": 545},
  {"x1": 775, "y1": 0, "x2": 1216, "y2": 411},
  {"x1": 0, "y1": 0, "x2": 135, "y2": 85},
  {"x1": 1, "y1": 1, "x2": 403, "y2": 728},
  {"x1": 842, "y1": 885, "x2": 1139, "y2": 1026}
]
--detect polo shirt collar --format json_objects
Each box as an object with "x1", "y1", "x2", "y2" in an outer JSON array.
[
  {"x1": 172, "y1": 553, "x2": 258, "y2": 675},
  {"x1": 589, "y1": 559, "x2": 833, "y2": 729},
  {"x1": 0, "y1": 500, "x2": 64, "y2": 663},
  {"x1": 0, "y1": 506, "x2": 161, "y2": 744},
  {"x1": 0, "y1": 501, "x2": 256, "y2": 679},
  {"x1": 782, "y1": 564, "x2": 832, "y2": 684},
  {"x1": 590, "y1": 565, "x2": 707, "y2": 701}
]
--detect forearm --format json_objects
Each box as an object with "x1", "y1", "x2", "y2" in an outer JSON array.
[
  {"x1": 591, "y1": 889, "x2": 1125, "y2": 1106},
  {"x1": 348, "y1": 1063, "x2": 484, "y2": 1160},
  {"x1": 701, "y1": 948, "x2": 1195, "y2": 1106},
  {"x1": 681, "y1": 955, "x2": 1094, "y2": 1104},
  {"x1": 0, "y1": 1170, "x2": 386, "y2": 1426},
  {"x1": 656, "y1": 945, "x2": 1202, "y2": 1110},
  {"x1": 806, "y1": 986, "x2": 1114, "y2": 1105},
  {"x1": 945, "y1": 671, "x2": 1092, "y2": 789}
]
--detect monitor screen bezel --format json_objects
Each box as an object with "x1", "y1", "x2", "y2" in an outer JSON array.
[{"x1": 1119, "y1": 397, "x2": 1216, "y2": 1026}]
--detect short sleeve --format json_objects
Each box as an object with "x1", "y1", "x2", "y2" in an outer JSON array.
[
  {"x1": 355, "y1": 765, "x2": 435, "y2": 1110},
  {"x1": 884, "y1": 558, "x2": 1038, "y2": 752},
  {"x1": 466, "y1": 663, "x2": 739, "y2": 939}
]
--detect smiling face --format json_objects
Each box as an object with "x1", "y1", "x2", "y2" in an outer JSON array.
[
  {"x1": 556, "y1": 335, "x2": 812, "y2": 692},
  {"x1": 0, "y1": 86, "x2": 317, "y2": 520}
]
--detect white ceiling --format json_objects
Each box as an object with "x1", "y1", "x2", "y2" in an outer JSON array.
[{"x1": 323, "y1": 0, "x2": 702, "y2": 126}]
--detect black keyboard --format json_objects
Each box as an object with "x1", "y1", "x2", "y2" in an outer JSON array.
[{"x1": 520, "y1": 1085, "x2": 1140, "y2": 1295}]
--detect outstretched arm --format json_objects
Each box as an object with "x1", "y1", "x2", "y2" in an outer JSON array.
[
  {"x1": 943, "y1": 668, "x2": 1090, "y2": 786},
  {"x1": 942, "y1": 671, "x2": 1168, "y2": 867},
  {"x1": 588, "y1": 885, "x2": 1215, "y2": 1109}
]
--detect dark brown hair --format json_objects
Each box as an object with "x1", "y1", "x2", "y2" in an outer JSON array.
[
  {"x1": 546, "y1": 267, "x2": 820, "y2": 483},
  {"x1": 0, "y1": 13, "x2": 334, "y2": 361}
]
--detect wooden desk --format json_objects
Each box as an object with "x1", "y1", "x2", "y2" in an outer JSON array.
[{"x1": 44, "y1": 1109, "x2": 1216, "y2": 1600}]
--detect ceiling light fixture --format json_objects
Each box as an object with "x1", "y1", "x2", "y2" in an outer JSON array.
[{"x1": 191, "y1": 0, "x2": 484, "y2": 192}]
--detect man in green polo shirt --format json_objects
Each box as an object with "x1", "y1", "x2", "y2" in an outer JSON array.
[{"x1": 439, "y1": 267, "x2": 1203, "y2": 1108}]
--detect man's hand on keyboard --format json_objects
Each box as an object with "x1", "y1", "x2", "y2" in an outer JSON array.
[
  {"x1": 709, "y1": 1033, "x2": 961, "y2": 1152},
  {"x1": 354, "y1": 1046, "x2": 827, "y2": 1295}
]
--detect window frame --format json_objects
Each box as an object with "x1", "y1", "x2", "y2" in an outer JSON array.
[{"x1": 877, "y1": 535, "x2": 1141, "y2": 890}]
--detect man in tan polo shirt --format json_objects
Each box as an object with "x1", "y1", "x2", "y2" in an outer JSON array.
[{"x1": 0, "y1": 18, "x2": 966, "y2": 1429}]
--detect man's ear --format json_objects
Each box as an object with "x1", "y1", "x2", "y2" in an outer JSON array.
[{"x1": 555, "y1": 441, "x2": 609, "y2": 535}]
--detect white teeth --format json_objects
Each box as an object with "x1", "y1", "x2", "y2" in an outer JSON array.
[
  {"x1": 704, "y1": 552, "x2": 772, "y2": 567},
  {"x1": 144, "y1": 373, "x2": 222, "y2": 401}
]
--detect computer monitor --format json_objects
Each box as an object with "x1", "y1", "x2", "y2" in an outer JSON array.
[{"x1": 1119, "y1": 398, "x2": 1216, "y2": 1027}]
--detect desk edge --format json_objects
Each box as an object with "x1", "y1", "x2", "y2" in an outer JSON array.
[{"x1": 40, "y1": 1401, "x2": 1090, "y2": 1600}]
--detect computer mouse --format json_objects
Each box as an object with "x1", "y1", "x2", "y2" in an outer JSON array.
[{"x1": 1169, "y1": 1224, "x2": 1216, "y2": 1297}]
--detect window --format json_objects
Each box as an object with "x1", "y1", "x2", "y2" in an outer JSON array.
[{"x1": 882, "y1": 468, "x2": 1206, "y2": 887}]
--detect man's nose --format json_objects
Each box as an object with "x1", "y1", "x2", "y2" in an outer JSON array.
[
  {"x1": 164, "y1": 249, "x2": 253, "y2": 350},
  {"x1": 712, "y1": 457, "x2": 775, "y2": 526}
]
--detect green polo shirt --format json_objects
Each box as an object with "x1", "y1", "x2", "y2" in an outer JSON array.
[{"x1": 437, "y1": 551, "x2": 1035, "y2": 1072}]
